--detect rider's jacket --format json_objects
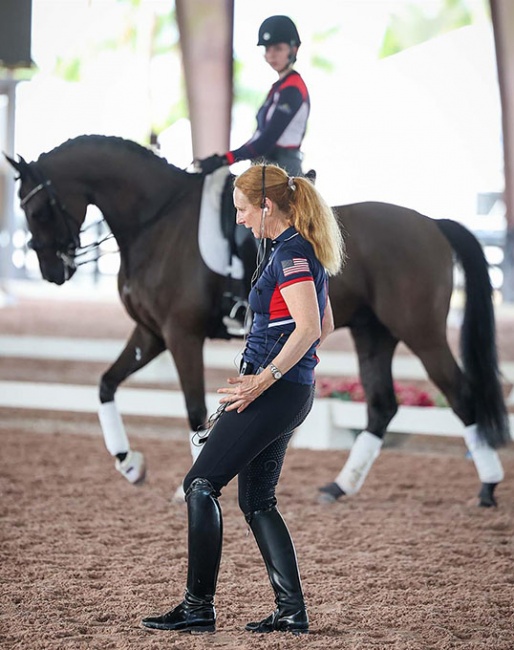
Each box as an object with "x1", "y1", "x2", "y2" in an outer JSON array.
[
  {"x1": 242, "y1": 226, "x2": 328, "y2": 385},
  {"x1": 226, "y1": 71, "x2": 310, "y2": 166}
]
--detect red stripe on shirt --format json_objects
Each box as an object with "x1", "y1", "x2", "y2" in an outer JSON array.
[{"x1": 278, "y1": 276, "x2": 313, "y2": 291}]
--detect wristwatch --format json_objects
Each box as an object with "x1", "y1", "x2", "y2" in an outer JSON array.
[{"x1": 269, "y1": 363, "x2": 283, "y2": 380}]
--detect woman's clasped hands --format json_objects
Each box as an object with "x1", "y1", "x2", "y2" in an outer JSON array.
[{"x1": 217, "y1": 373, "x2": 272, "y2": 413}]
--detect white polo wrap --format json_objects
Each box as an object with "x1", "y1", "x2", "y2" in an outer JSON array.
[
  {"x1": 98, "y1": 401, "x2": 130, "y2": 456},
  {"x1": 463, "y1": 424, "x2": 504, "y2": 483},
  {"x1": 335, "y1": 431, "x2": 383, "y2": 495}
]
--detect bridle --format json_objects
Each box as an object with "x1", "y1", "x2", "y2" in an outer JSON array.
[
  {"x1": 19, "y1": 159, "x2": 182, "y2": 278},
  {"x1": 20, "y1": 165, "x2": 114, "y2": 274}
]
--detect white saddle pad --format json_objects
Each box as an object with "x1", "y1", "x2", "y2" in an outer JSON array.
[{"x1": 198, "y1": 167, "x2": 243, "y2": 279}]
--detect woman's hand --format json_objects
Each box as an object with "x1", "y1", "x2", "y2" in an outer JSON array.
[{"x1": 217, "y1": 373, "x2": 272, "y2": 413}]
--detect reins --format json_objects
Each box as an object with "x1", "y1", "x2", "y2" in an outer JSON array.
[{"x1": 73, "y1": 227, "x2": 116, "y2": 268}]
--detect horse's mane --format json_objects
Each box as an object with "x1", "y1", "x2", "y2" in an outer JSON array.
[{"x1": 38, "y1": 134, "x2": 189, "y2": 176}]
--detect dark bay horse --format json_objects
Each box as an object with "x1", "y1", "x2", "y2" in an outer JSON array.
[{"x1": 6, "y1": 135, "x2": 511, "y2": 506}]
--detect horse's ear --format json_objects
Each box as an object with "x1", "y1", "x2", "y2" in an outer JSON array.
[{"x1": 3, "y1": 153, "x2": 30, "y2": 177}]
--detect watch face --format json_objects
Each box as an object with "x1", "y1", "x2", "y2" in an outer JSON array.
[{"x1": 271, "y1": 365, "x2": 282, "y2": 379}]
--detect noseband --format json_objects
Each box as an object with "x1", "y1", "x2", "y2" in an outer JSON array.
[{"x1": 20, "y1": 166, "x2": 83, "y2": 275}]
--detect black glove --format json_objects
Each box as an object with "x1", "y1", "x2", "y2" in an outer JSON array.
[{"x1": 197, "y1": 153, "x2": 228, "y2": 175}]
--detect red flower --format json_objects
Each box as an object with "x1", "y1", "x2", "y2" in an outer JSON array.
[{"x1": 316, "y1": 377, "x2": 439, "y2": 407}]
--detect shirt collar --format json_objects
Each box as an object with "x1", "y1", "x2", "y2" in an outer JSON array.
[{"x1": 272, "y1": 226, "x2": 298, "y2": 245}]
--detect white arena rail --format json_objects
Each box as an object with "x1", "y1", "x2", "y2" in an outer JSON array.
[
  {"x1": 0, "y1": 335, "x2": 512, "y2": 451},
  {"x1": 292, "y1": 399, "x2": 514, "y2": 450}
]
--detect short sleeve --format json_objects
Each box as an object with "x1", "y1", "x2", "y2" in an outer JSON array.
[{"x1": 273, "y1": 248, "x2": 314, "y2": 289}]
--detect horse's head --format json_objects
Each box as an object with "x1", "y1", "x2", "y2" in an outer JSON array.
[{"x1": 5, "y1": 154, "x2": 83, "y2": 285}]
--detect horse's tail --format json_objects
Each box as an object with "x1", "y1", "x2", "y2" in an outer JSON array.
[{"x1": 436, "y1": 219, "x2": 510, "y2": 448}]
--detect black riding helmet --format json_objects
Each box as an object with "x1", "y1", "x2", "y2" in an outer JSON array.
[{"x1": 257, "y1": 15, "x2": 301, "y2": 48}]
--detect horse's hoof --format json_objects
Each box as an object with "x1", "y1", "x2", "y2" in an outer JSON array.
[
  {"x1": 317, "y1": 482, "x2": 344, "y2": 504},
  {"x1": 477, "y1": 482, "x2": 498, "y2": 508},
  {"x1": 115, "y1": 450, "x2": 146, "y2": 485}
]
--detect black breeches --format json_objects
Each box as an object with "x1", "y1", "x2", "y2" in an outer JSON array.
[{"x1": 184, "y1": 381, "x2": 315, "y2": 515}]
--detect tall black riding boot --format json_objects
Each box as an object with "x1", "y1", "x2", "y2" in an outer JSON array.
[
  {"x1": 142, "y1": 478, "x2": 222, "y2": 633},
  {"x1": 245, "y1": 506, "x2": 308, "y2": 635}
]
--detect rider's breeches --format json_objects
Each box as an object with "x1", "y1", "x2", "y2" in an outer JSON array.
[{"x1": 184, "y1": 381, "x2": 314, "y2": 514}]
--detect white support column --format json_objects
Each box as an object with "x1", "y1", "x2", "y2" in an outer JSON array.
[{"x1": 0, "y1": 75, "x2": 19, "y2": 297}]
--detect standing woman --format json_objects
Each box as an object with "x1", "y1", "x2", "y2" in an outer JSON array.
[
  {"x1": 142, "y1": 164, "x2": 344, "y2": 635},
  {"x1": 197, "y1": 15, "x2": 310, "y2": 177}
]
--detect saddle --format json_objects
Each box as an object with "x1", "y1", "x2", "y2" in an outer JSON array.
[{"x1": 200, "y1": 167, "x2": 317, "y2": 339}]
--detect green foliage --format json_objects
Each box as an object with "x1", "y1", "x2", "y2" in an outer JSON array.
[
  {"x1": 0, "y1": 66, "x2": 37, "y2": 82},
  {"x1": 45, "y1": 0, "x2": 183, "y2": 137},
  {"x1": 380, "y1": 0, "x2": 486, "y2": 58},
  {"x1": 153, "y1": 13, "x2": 180, "y2": 56},
  {"x1": 54, "y1": 56, "x2": 82, "y2": 83},
  {"x1": 311, "y1": 25, "x2": 340, "y2": 72},
  {"x1": 310, "y1": 54, "x2": 335, "y2": 74},
  {"x1": 312, "y1": 25, "x2": 341, "y2": 44},
  {"x1": 232, "y1": 57, "x2": 264, "y2": 109},
  {"x1": 154, "y1": 96, "x2": 189, "y2": 136}
]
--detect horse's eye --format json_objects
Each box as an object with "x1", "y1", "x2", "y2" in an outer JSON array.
[{"x1": 32, "y1": 206, "x2": 52, "y2": 224}]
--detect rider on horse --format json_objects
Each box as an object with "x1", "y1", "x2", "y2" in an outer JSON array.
[{"x1": 196, "y1": 16, "x2": 311, "y2": 335}]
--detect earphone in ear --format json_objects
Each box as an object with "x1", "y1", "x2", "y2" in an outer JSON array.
[{"x1": 263, "y1": 206, "x2": 268, "y2": 213}]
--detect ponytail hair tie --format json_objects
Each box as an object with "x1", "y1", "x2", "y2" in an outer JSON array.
[{"x1": 287, "y1": 176, "x2": 296, "y2": 191}]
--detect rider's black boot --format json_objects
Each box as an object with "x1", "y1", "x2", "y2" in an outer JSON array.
[
  {"x1": 244, "y1": 506, "x2": 308, "y2": 635},
  {"x1": 236, "y1": 226, "x2": 262, "y2": 298},
  {"x1": 223, "y1": 230, "x2": 265, "y2": 337},
  {"x1": 142, "y1": 478, "x2": 222, "y2": 633}
]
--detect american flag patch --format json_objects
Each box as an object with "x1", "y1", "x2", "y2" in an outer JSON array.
[{"x1": 281, "y1": 258, "x2": 310, "y2": 277}]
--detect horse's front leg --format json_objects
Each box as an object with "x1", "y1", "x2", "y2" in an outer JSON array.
[
  {"x1": 164, "y1": 327, "x2": 208, "y2": 500},
  {"x1": 98, "y1": 324, "x2": 165, "y2": 484},
  {"x1": 319, "y1": 309, "x2": 399, "y2": 503}
]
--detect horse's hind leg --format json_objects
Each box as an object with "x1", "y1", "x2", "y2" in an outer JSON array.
[
  {"x1": 98, "y1": 324, "x2": 165, "y2": 484},
  {"x1": 319, "y1": 309, "x2": 399, "y2": 503},
  {"x1": 406, "y1": 338, "x2": 504, "y2": 507}
]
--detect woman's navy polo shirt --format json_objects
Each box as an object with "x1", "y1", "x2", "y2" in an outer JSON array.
[{"x1": 242, "y1": 226, "x2": 328, "y2": 385}]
